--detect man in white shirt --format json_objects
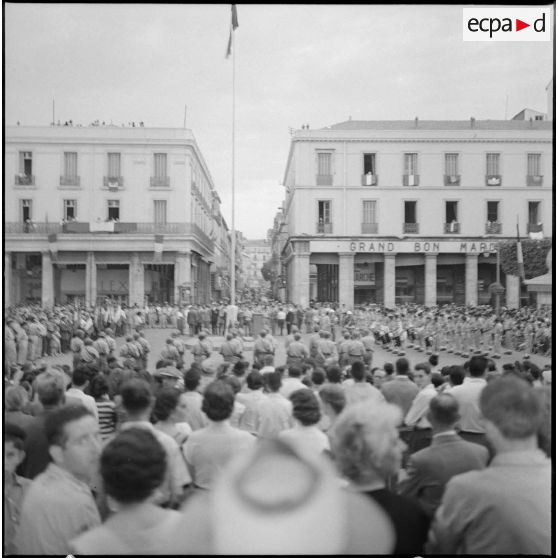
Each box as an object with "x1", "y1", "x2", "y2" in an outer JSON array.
[
  {"x1": 280, "y1": 366, "x2": 307, "y2": 399},
  {"x1": 65, "y1": 366, "x2": 99, "y2": 423},
  {"x1": 405, "y1": 362, "x2": 437, "y2": 454},
  {"x1": 448, "y1": 355, "x2": 490, "y2": 453},
  {"x1": 343, "y1": 361, "x2": 385, "y2": 407},
  {"x1": 256, "y1": 371, "x2": 293, "y2": 439}
]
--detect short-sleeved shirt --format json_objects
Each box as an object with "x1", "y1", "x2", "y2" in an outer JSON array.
[{"x1": 15, "y1": 463, "x2": 101, "y2": 555}]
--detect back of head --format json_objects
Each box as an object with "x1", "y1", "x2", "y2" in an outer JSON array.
[
  {"x1": 428, "y1": 393, "x2": 460, "y2": 427},
  {"x1": 72, "y1": 365, "x2": 89, "y2": 388},
  {"x1": 152, "y1": 387, "x2": 180, "y2": 422},
  {"x1": 289, "y1": 388, "x2": 320, "y2": 426},
  {"x1": 36, "y1": 369, "x2": 67, "y2": 407},
  {"x1": 395, "y1": 358, "x2": 409, "y2": 376},
  {"x1": 184, "y1": 368, "x2": 201, "y2": 391},
  {"x1": 264, "y1": 370, "x2": 283, "y2": 393},
  {"x1": 202, "y1": 381, "x2": 235, "y2": 421},
  {"x1": 318, "y1": 384, "x2": 346, "y2": 415},
  {"x1": 480, "y1": 376, "x2": 543, "y2": 439},
  {"x1": 428, "y1": 354, "x2": 439, "y2": 367},
  {"x1": 448, "y1": 365, "x2": 465, "y2": 386},
  {"x1": 5, "y1": 385, "x2": 27, "y2": 412},
  {"x1": 263, "y1": 355, "x2": 274, "y2": 366},
  {"x1": 223, "y1": 375, "x2": 242, "y2": 395},
  {"x1": 288, "y1": 365, "x2": 302, "y2": 378},
  {"x1": 101, "y1": 428, "x2": 166, "y2": 504},
  {"x1": 383, "y1": 362, "x2": 394, "y2": 376},
  {"x1": 90, "y1": 374, "x2": 109, "y2": 399},
  {"x1": 326, "y1": 365, "x2": 342, "y2": 384},
  {"x1": 350, "y1": 361, "x2": 366, "y2": 382},
  {"x1": 120, "y1": 379, "x2": 153, "y2": 414},
  {"x1": 469, "y1": 355, "x2": 487, "y2": 378},
  {"x1": 311, "y1": 368, "x2": 326, "y2": 386},
  {"x1": 246, "y1": 370, "x2": 264, "y2": 391}
]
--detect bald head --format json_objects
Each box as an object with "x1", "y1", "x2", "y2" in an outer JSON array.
[{"x1": 428, "y1": 393, "x2": 460, "y2": 428}]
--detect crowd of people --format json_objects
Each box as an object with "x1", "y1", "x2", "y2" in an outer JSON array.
[{"x1": 3, "y1": 298, "x2": 552, "y2": 555}]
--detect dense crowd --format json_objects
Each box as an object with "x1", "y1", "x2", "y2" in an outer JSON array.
[{"x1": 3, "y1": 299, "x2": 552, "y2": 555}]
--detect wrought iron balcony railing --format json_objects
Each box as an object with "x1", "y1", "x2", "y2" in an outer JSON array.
[
  {"x1": 486, "y1": 175, "x2": 501, "y2": 186},
  {"x1": 60, "y1": 175, "x2": 80, "y2": 186},
  {"x1": 150, "y1": 176, "x2": 170, "y2": 187},
  {"x1": 316, "y1": 222, "x2": 333, "y2": 233},
  {"x1": 403, "y1": 222, "x2": 419, "y2": 234},
  {"x1": 361, "y1": 173, "x2": 378, "y2": 186},
  {"x1": 103, "y1": 176, "x2": 124, "y2": 188},
  {"x1": 526, "y1": 175, "x2": 543, "y2": 187},
  {"x1": 15, "y1": 174, "x2": 35, "y2": 186},
  {"x1": 444, "y1": 174, "x2": 461, "y2": 186},
  {"x1": 527, "y1": 223, "x2": 543, "y2": 234},
  {"x1": 316, "y1": 174, "x2": 333, "y2": 186},
  {"x1": 361, "y1": 222, "x2": 378, "y2": 234},
  {"x1": 485, "y1": 222, "x2": 502, "y2": 234},
  {"x1": 403, "y1": 174, "x2": 419, "y2": 187},
  {"x1": 444, "y1": 222, "x2": 461, "y2": 233}
]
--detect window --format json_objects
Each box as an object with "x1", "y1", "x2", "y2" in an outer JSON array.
[
  {"x1": 486, "y1": 153, "x2": 500, "y2": 175},
  {"x1": 362, "y1": 200, "x2": 377, "y2": 223},
  {"x1": 446, "y1": 201, "x2": 458, "y2": 223},
  {"x1": 64, "y1": 152, "x2": 78, "y2": 178},
  {"x1": 316, "y1": 151, "x2": 333, "y2": 185},
  {"x1": 404, "y1": 201, "x2": 416, "y2": 223},
  {"x1": 19, "y1": 151, "x2": 32, "y2": 176},
  {"x1": 318, "y1": 200, "x2": 331, "y2": 224},
  {"x1": 21, "y1": 199, "x2": 32, "y2": 222},
  {"x1": 487, "y1": 201, "x2": 499, "y2": 222},
  {"x1": 108, "y1": 153, "x2": 121, "y2": 177},
  {"x1": 404, "y1": 153, "x2": 418, "y2": 175},
  {"x1": 64, "y1": 199, "x2": 77, "y2": 221},
  {"x1": 154, "y1": 153, "x2": 167, "y2": 178},
  {"x1": 154, "y1": 200, "x2": 167, "y2": 225},
  {"x1": 107, "y1": 200, "x2": 120, "y2": 221},
  {"x1": 527, "y1": 153, "x2": 541, "y2": 176},
  {"x1": 528, "y1": 201, "x2": 540, "y2": 224},
  {"x1": 445, "y1": 153, "x2": 459, "y2": 175},
  {"x1": 363, "y1": 153, "x2": 376, "y2": 174}
]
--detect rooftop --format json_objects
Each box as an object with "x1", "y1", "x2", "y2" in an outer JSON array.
[{"x1": 324, "y1": 119, "x2": 552, "y2": 131}]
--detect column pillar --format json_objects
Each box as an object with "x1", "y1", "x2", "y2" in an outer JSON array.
[
  {"x1": 85, "y1": 252, "x2": 97, "y2": 308},
  {"x1": 129, "y1": 253, "x2": 145, "y2": 307},
  {"x1": 424, "y1": 254, "x2": 437, "y2": 306},
  {"x1": 14, "y1": 254, "x2": 25, "y2": 304},
  {"x1": 174, "y1": 251, "x2": 192, "y2": 304},
  {"x1": 338, "y1": 253, "x2": 355, "y2": 310},
  {"x1": 383, "y1": 254, "x2": 396, "y2": 309},
  {"x1": 290, "y1": 253, "x2": 310, "y2": 307},
  {"x1": 4, "y1": 252, "x2": 11, "y2": 308},
  {"x1": 465, "y1": 254, "x2": 479, "y2": 306},
  {"x1": 41, "y1": 251, "x2": 54, "y2": 309},
  {"x1": 506, "y1": 274, "x2": 520, "y2": 309}
]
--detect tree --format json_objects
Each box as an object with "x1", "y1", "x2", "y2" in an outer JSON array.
[
  {"x1": 261, "y1": 256, "x2": 278, "y2": 283},
  {"x1": 499, "y1": 239, "x2": 551, "y2": 280}
]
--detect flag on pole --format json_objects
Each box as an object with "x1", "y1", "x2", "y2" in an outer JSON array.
[
  {"x1": 516, "y1": 222, "x2": 525, "y2": 282},
  {"x1": 225, "y1": 4, "x2": 239, "y2": 58}
]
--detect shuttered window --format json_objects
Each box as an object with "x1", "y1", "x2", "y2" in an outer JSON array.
[
  {"x1": 317, "y1": 152, "x2": 332, "y2": 176},
  {"x1": 154, "y1": 200, "x2": 167, "y2": 225},
  {"x1": 64, "y1": 152, "x2": 78, "y2": 178},
  {"x1": 108, "y1": 153, "x2": 121, "y2": 177},
  {"x1": 445, "y1": 153, "x2": 459, "y2": 175},
  {"x1": 154, "y1": 153, "x2": 167, "y2": 178},
  {"x1": 362, "y1": 200, "x2": 377, "y2": 224},
  {"x1": 527, "y1": 153, "x2": 541, "y2": 176},
  {"x1": 404, "y1": 153, "x2": 417, "y2": 174},
  {"x1": 487, "y1": 153, "x2": 500, "y2": 175}
]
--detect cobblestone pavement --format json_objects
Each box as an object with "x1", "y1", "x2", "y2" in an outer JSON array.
[{"x1": 43, "y1": 327, "x2": 551, "y2": 372}]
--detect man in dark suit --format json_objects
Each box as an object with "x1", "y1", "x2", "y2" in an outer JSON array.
[{"x1": 398, "y1": 392, "x2": 489, "y2": 517}]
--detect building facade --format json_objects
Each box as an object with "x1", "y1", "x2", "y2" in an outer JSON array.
[
  {"x1": 5, "y1": 125, "x2": 231, "y2": 308},
  {"x1": 280, "y1": 119, "x2": 552, "y2": 309},
  {"x1": 242, "y1": 239, "x2": 272, "y2": 295}
]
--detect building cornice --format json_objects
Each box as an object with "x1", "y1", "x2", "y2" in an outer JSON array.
[{"x1": 291, "y1": 137, "x2": 551, "y2": 144}]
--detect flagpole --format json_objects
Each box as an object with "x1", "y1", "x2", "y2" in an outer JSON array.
[{"x1": 230, "y1": 21, "x2": 236, "y2": 306}]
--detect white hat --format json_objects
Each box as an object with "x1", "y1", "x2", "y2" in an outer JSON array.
[{"x1": 212, "y1": 438, "x2": 394, "y2": 555}]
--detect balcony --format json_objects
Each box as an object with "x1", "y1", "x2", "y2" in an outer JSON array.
[
  {"x1": 316, "y1": 174, "x2": 333, "y2": 186},
  {"x1": 316, "y1": 222, "x2": 333, "y2": 233},
  {"x1": 150, "y1": 176, "x2": 170, "y2": 188},
  {"x1": 485, "y1": 222, "x2": 502, "y2": 234},
  {"x1": 60, "y1": 175, "x2": 80, "y2": 186},
  {"x1": 15, "y1": 174, "x2": 35, "y2": 186},
  {"x1": 527, "y1": 175, "x2": 543, "y2": 186},
  {"x1": 103, "y1": 176, "x2": 124, "y2": 189},
  {"x1": 444, "y1": 174, "x2": 461, "y2": 186},
  {"x1": 486, "y1": 175, "x2": 501, "y2": 186},
  {"x1": 527, "y1": 223, "x2": 543, "y2": 234},
  {"x1": 403, "y1": 174, "x2": 419, "y2": 187},
  {"x1": 403, "y1": 222, "x2": 419, "y2": 234},
  {"x1": 444, "y1": 222, "x2": 461, "y2": 234},
  {"x1": 5, "y1": 222, "x2": 213, "y2": 244},
  {"x1": 361, "y1": 222, "x2": 378, "y2": 234},
  {"x1": 361, "y1": 173, "x2": 378, "y2": 186}
]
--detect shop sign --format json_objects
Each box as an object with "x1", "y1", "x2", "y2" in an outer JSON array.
[{"x1": 309, "y1": 240, "x2": 497, "y2": 254}]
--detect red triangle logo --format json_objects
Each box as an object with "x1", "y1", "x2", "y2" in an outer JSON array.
[{"x1": 516, "y1": 19, "x2": 530, "y2": 31}]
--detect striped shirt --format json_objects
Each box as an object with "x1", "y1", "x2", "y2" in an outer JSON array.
[{"x1": 95, "y1": 399, "x2": 117, "y2": 440}]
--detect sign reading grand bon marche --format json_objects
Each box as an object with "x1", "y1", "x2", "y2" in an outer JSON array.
[{"x1": 309, "y1": 240, "x2": 497, "y2": 254}]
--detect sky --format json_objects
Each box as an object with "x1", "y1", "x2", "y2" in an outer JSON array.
[{"x1": 5, "y1": 3, "x2": 554, "y2": 239}]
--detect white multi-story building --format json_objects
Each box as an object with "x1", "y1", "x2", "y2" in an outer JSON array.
[
  {"x1": 243, "y1": 239, "x2": 272, "y2": 291},
  {"x1": 5, "y1": 125, "x2": 231, "y2": 307},
  {"x1": 280, "y1": 118, "x2": 552, "y2": 309}
]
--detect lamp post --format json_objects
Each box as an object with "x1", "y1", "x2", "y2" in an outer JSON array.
[{"x1": 488, "y1": 243, "x2": 505, "y2": 316}]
